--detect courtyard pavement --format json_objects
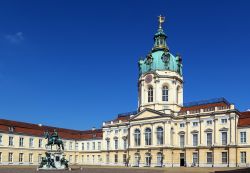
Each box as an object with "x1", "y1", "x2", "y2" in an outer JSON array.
[{"x1": 0, "y1": 166, "x2": 249, "y2": 173}]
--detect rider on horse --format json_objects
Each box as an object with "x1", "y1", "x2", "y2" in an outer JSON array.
[{"x1": 51, "y1": 129, "x2": 59, "y2": 145}]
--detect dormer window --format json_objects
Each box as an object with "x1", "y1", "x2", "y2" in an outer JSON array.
[{"x1": 8, "y1": 126, "x2": 14, "y2": 132}]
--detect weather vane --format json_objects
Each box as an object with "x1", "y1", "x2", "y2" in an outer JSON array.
[{"x1": 158, "y1": 15, "x2": 165, "y2": 29}]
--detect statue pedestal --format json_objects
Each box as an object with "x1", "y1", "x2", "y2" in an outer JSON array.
[{"x1": 38, "y1": 151, "x2": 69, "y2": 170}]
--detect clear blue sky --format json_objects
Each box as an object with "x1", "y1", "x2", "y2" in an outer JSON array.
[{"x1": 0, "y1": 0, "x2": 249, "y2": 130}]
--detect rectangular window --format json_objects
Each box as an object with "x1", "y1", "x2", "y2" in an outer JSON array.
[
  {"x1": 207, "y1": 133, "x2": 212, "y2": 146},
  {"x1": 69, "y1": 142, "x2": 73, "y2": 150},
  {"x1": 29, "y1": 138, "x2": 34, "y2": 147},
  {"x1": 107, "y1": 140, "x2": 110, "y2": 150},
  {"x1": 19, "y1": 153, "x2": 23, "y2": 163},
  {"x1": 69, "y1": 155, "x2": 72, "y2": 163},
  {"x1": 92, "y1": 155, "x2": 94, "y2": 164},
  {"x1": 19, "y1": 137, "x2": 24, "y2": 147},
  {"x1": 193, "y1": 153, "x2": 198, "y2": 164},
  {"x1": 75, "y1": 155, "x2": 78, "y2": 163},
  {"x1": 87, "y1": 142, "x2": 89, "y2": 150},
  {"x1": 9, "y1": 136, "x2": 14, "y2": 146},
  {"x1": 123, "y1": 129, "x2": 128, "y2": 134},
  {"x1": 0, "y1": 135, "x2": 2, "y2": 145},
  {"x1": 39, "y1": 139, "x2": 43, "y2": 148},
  {"x1": 240, "y1": 132, "x2": 246, "y2": 143},
  {"x1": 180, "y1": 134, "x2": 185, "y2": 148},
  {"x1": 114, "y1": 139, "x2": 118, "y2": 150},
  {"x1": 207, "y1": 152, "x2": 213, "y2": 164},
  {"x1": 29, "y1": 153, "x2": 33, "y2": 163},
  {"x1": 98, "y1": 155, "x2": 101, "y2": 163},
  {"x1": 8, "y1": 152, "x2": 13, "y2": 162},
  {"x1": 193, "y1": 134, "x2": 198, "y2": 146},
  {"x1": 98, "y1": 142, "x2": 101, "y2": 150},
  {"x1": 222, "y1": 132, "x2": 227, "y2": 145},
  {"x1": 241, "y1": 152, "x2": 246, "y2": 163},
  {"x1": 115, "y1": 130, "x2": 119, "y2": 134},
  {"x1": 193, "y1": 122, "x2": 198, "y2": 127},
  {"x1": 114, "y1": 154, "x2": 118, "y2": 163},
  {"x1": 180, "y1": 123, "x2": 185, "y2": 128},
  {"x1": 207, "y1": 120, "x2": 212, "y2": 125},
  {"x1": 106, "y1": 154, "x2": 109, "y2": 164},
  {"x1": 75, "y1": 142, "x2": 79, "y2": 150},
  {"x1": 123, "y1": 154, "x2": 127, "y2": 163},
  {"x1": 222, "y1": 152, "x2": 228, "y2": 164},
  {"x1": 221, "y1": 118, "x2": 227, "y2": 124},
  {"x1": 87, "y1": 155, "x2": 89, "y2": 163},
  {"x1": 92, "y1": 142, "x2": 95, "y2": 150},
  {"x1": 0, "y1": 152, "x2": 2, "y2": 163},
  {"x1": 82, "y1": 143, "x2": 84, "y2": 150},
  {"x1": 81, "y1": 155, "x2": 84, "y2": 163},
  {"x1": 123, "y1": 139, "x2": 127, "y2": 149},
  {"x1": 38, "y1": 154, "x2": 42, "y2": 163}
]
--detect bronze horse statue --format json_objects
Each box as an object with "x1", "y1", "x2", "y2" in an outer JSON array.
[{"x1": 44, "y1": 130, "x2": 64, "y2": 151}]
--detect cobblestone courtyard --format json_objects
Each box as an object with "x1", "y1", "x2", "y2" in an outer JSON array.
[{"x1": 0, "y1": 166, "x2": 249, "y2": 173}]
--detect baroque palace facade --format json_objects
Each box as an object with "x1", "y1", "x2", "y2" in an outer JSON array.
[{"x1": 0, "y1": 16, "x2": 250, "y2": 167}]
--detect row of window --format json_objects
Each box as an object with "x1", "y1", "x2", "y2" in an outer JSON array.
[
  {"x1": 179, "y1": 118, "x2": 228, "y2": 128},
  {"x1": 106, "y1": 129, "x2": 128, "y2": 135},
  {"x1": 106, "y1": 138, "x2": 127, "y2": 150},
  {"x1": 147, "y1": 86, "x2": 169, "y2": 102},
  {"x1": 134, "y1": 129, "x2": 247, "y2": 147},
  {"x1": 0, "y1": 136, "x2": 43, "y2": 148},
  {"x1": 68, "y1": 141, "x2": 102, "y2": 151},
  {"x1": 0, "y1": 152, "x2": 39, "y2": 163}
]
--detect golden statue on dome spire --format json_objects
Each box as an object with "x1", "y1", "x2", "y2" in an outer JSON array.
[{"x1": 158, "y1": 15, "x2": 165, "y2": 29}]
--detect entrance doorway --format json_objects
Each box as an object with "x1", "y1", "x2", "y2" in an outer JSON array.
[{"x1": 180, "y1": 153, "x2": 185, "y2": 167}]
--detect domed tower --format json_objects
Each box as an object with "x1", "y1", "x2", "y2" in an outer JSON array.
[{"x1": 138, "y1": 16, "x2": 183, "y2": 112}]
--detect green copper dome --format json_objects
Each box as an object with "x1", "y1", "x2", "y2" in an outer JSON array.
[{"x1": 138, "y1": 16, "x2": 183, "y2": 76}]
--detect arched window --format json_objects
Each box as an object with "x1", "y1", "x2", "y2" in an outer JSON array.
[
  {"x1": 148, "y1": 87, "x2": 153, "y2": 102},
  {"x1": 156, "y1": 127, "x2": 164, "y2": 145},
  {"x1": 145, "y1": 128, "x2": 152, "y2": 145},
  {"x1": 134, "y1": 129, "x2": 141, "y2": 146},
  {"x1": 162, "y1": 86, "x2": 168, "y2": 101}
]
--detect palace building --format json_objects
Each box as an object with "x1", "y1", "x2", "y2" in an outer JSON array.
[{"x1": 0, "y1": 16, "x2": 250, "y2": 167}]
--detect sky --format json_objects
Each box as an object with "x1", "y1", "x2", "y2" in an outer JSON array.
[{"x1": 0, "y1": 0, "x2": 249, "y2": 130}]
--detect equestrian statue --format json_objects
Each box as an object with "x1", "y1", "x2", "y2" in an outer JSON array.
[{"x1": 44, "y1": 129, "x2": 64, "y2": 151}]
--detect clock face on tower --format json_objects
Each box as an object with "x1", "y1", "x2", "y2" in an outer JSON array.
[{"x1": 145, "y1": 74, "x2": 153, "y2": 83}]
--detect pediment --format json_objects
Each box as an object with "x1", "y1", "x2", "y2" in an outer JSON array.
[{"x1": 131, "y1": 108, "x2": 168, "y2": 120}]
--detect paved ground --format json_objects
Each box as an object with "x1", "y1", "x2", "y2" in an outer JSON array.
[{"x1": 0, "y1": 166, "x2": 249, "y2": 173}]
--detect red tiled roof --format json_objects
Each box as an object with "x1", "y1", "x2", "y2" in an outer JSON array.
[
  {"x1": 180, "y1": 102, "x2": 229, "y2": 112},
  {"x1": 0, "y1": 119, "x2": 102, "y2": 140},
  {"x1": 238, "y1": 111, "x2": 250, "y2": 127}
]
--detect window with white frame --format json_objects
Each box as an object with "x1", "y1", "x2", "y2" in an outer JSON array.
[
  {"x1": 82, "y1": 143, "x2": 84, "y2": 150},
  {"x1": 157, "y1": 153, "x2": 163, "y2": 167},
  {"x1": 221, "y1": 118, "x2": 227, "y2": 124},
  {"x1": 107, "y1": 130, "x2": 110, "y2": 135},
  {"x1": 207, "y1": 133, "x2": 212, "y2": 146},
  {"x1": 123, "y1": 129, "x2": 128, "y2": 134},
  {"x1": 106, "y1": 154, "x2": 109, "y2": 164},
  {"x1": 123, "y1": 154, "x2": 127, "y2": 164},
  {"x1": 123, "y1": 139, "x2": 127, "y2": 149},
  {"x1": 207, "y1": 152, "x2": 212, "y2": 164},
  {"x1": 206, "y1": 120, "x2": 212, "y2": 125},
  {"x1": 148, "y1": 87, "x2": 153, "y2": 102},
  {"x1": 9, "y1": 136, "x2": 14, "y2": 146},
  {"x1": 81, "y1": 155, "x2": 84, "y2": 163},
  {"x1": 19, "y1": 137, "x2": 24, "y2": 147},
  {"x1": 180, "y1": 123, "x2": 185, "y2": 128},
  {"x1": 114, "y1": 154, "x2": 118, "y2": 163},
  {"x1": 38, "y1": 154, "x2": 42, "y2": 163},
  {"x1": 222, "y1": 132, "x2": 227, "y2": 145},
  {"x1": 145, "y1": 128, "x2": 152, "y2": 145},
  {"x1": 29, "y1": 138, "x2": 34, "y2": 148},
  {"x1": 75, "y1": 142, "x2": 79, "y2": 150},
  {"x1": 240, "y1": 152, "x2": 246, "y2": 163},
  {"x1": 156, "y1": 127, "x2": 163, "y2": 145},
  {"x1": 19, "y1": 153, "x2": 23, "y2": 163},
  {"x1": 222, "y1": 152, "x2": 227, "y2": 164},
  {"x1": 115, "y1": 129, "x2": 119, "y2": 134},
  {"x1": 0, "y1": 152, "x2": 2, "y2": 162},
  {"x1": 193, "y1": 122, "x2": 198, "y2": 127},
  {"x1": 162, "y1": 86, "x2": 168, "y2": 101},
  {"x1": 193, "y1": 153, "x2": 198, "y2": 164},
  {"x1": 134, "y1": 129, "x2": 141, "y2": 146},
  {"x1": 114, "y1": 139, "x2": 118, "y2": 150},
  {"x1": 106, "y1": 140, "x2": 110, "y2": 150},
  {"x1": 87, "y1": 142, "x2": 89, "y2": 150},
  {"x1": 240, "y1": 132, "x2": 246, "y2": 143},
  {"x1": 193, "y1": 134, "x2": 198, "y2": 146},
  {"x1": 0, "y1": 135, "x2": 2, "y2": 145},
  {"x1": 98, "y1": 142, "x2": 101, "y2": 150},
  {"x1": 92, "y1": 142, "x2": 95, "y2": 150},
  {"x1": 29, "y1": 153, "x2": 33, "y2": 163},
  {"x1": 180, "y1": 134, "x2": 185, "y2": 148},
  {"x1": 8, "y1": 152, "x2": 13, "y2": 162},
  {"x1": 39, "y1": 139, "x2": 42, "y2": 148},
  {"x1": 69, "y1": 142, "x2": 73, "y2": 150}
]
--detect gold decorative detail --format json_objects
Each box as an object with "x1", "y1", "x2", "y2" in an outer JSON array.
[{"x1": 158, "y1": 15, "x2": 165, "y2": 29}]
